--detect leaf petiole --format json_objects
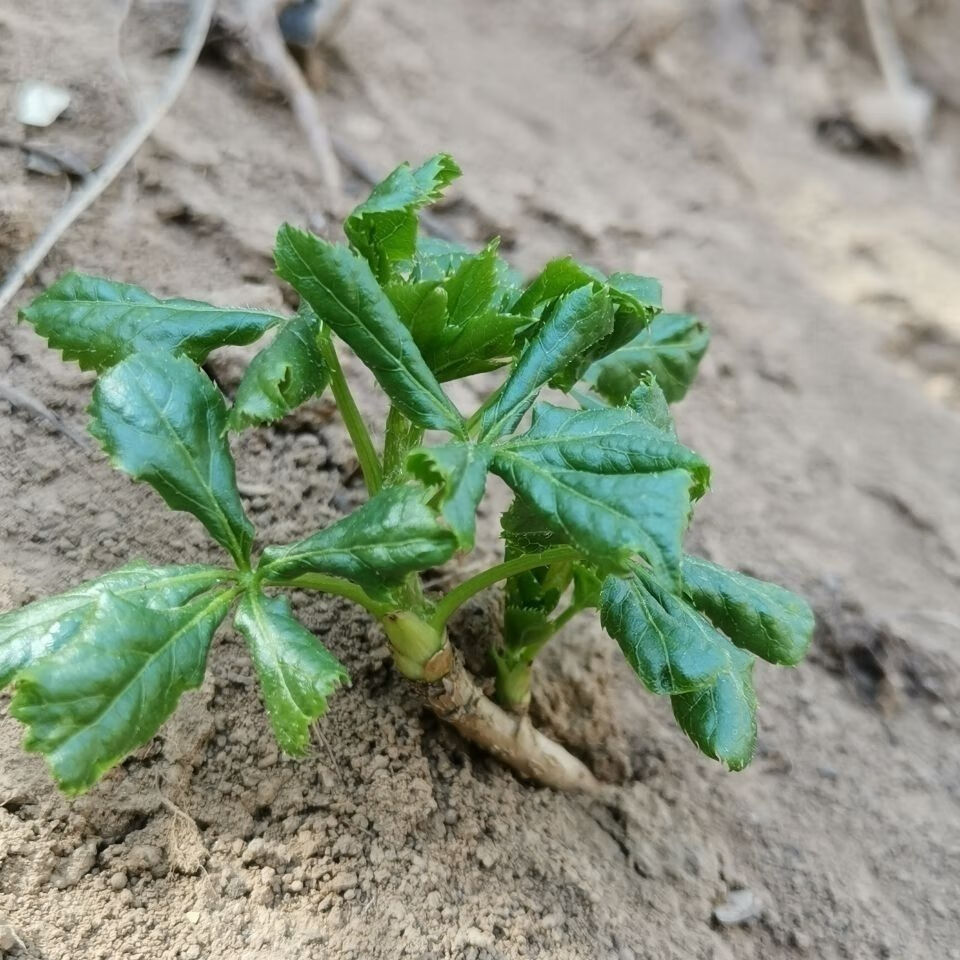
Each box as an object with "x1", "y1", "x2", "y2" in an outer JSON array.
[
  {"x1": 266, "y1": 572, "x2": 393, "y2": 618},
  {"x1": 430, "y1": 546, "x2": 581, "y2": 630},
  {"x1": 317, "y1": 332, "x2": 383, "y2": 495}
]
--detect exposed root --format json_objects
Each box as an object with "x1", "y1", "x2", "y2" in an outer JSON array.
[{"x1": 420, "y1": 647, "x2": 599, "y2": 794}]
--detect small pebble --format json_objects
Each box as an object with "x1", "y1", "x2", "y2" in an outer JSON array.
[
  {"x1": 475, "y1": 841, "x2": 499, "y2": 869},
  {"x1": 109, "y1": 871, "x2": 128, "y2": 891},
  {"x1": 713, "y1": 888, "x2": 763, "y2": 926}
]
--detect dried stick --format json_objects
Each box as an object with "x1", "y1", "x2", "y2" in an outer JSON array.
[
  {"x1": 244, "y1": 0, "x2": 342, "y2": 201},
  {"x1": 0, "y1": 378, "x2": 90, "y2": 450},
  {"x1": 861, "y1": 0, "x2": 928, "y2": 165},
  {"x1": 0, "y1": 0, "x2": 217, "y2": 318}
]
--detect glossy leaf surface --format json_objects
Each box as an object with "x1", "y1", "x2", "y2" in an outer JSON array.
[
  {"x1": 0, "y1": 563, "x2": 228, "y2": 689},
  {"x1": 480, "y1": 285, "x2": 614, "y2": 439},
  {"x1": 586, "y1": 312, "x2": 710, "y2": 404},
  {"x1": 229, "y1": 306, "x2": 328, "y2": 430},
  {"x1": 260, "y1": 486, "x2": 457, "y2": 598},
  {"x1": 275, "y1": 225, "x2": 464, "y2": 435},
  {"x1": 89, "y1": 353, "x2": 254, "y2": 566},
  {"x1": 234, "y1": 591, "x2": 348, "y2": 755},
  {"x1": 671, "y1": 645, "x2": 757, "y2": 771},
  {"x1": 407, "y1": 442, "x2": 492, "y2": 550},
  {"x1": 681, "y1": 556, "x2": 814, "y2": 665},
  {"x1": 11, "y1": 588, "x2": 234, "y2": 793},
  {"x1": 491, "y1": 403, "x2": 704, "y2": 580},
  {"x1": 600, "y1": 567, "x2": 727, "y2": 695},
  {"x1": 21, "y1": 272, "x2": 281, "y2": 372}
]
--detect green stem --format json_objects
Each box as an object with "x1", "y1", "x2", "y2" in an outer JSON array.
[
  {"x1": 318, "y1": 334, "x2": 382, "y2": 495},
  {"x1": 549, "y1": 604, "x2": 580, "y2": 633},
  {"x1": 267, "y1": 572, "x2": 392, "y2": 617},
  {"x1": 431, "y1": 546, "x2": 581, "y2": 630},
  {"x1": 382, "y1": 405, "x2": 423, "y2": 485}
]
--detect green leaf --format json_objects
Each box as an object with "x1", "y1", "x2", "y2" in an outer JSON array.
[
  {"x1": 0, "y1": 563, "x2": 229, "y2": 690},
  {"x1": 260, "y1": 486, "x2": 457, "y2": 598},
  {"x1": 586, "y1": 312, "x2": 710, "y2": 404},
  {"x1": 410, "y1": 236, "x2": 472, "y2": 282},
  {"x1": 671, "y1": 645, "x2": 757, "y2": 771},
  {"x1": 229, "y1": 306, "x2": 328, "y2": 430},
  {"x1": 500, "y1": 496, "x2": 560, "y2": 555},
  {"x1": 431, "y1": 311, "x2": 534, "y2": 382},
  {"x1": 388, "y1": 245, "x2": 535, "y2": 383},
  {"x1": 386, "y1": 280, "x2": 448, "y2": 346},
  {"x1": 600, "y1": 568, "x2": 727, "y2": 695},
  {"x1": 89, "y1": 353, "x2": 254, "y2": 566},
  {"x1": 502, "y1": 605, "x2": 554, "y2": 653},
  {"x1": 491, "y1": 403, "x2": 706, "y2": 580},
  {"x1": 625, "y1": 375, "x2": 676, "y2": 435},
  {"x1": 344, "y1": 153, "x2": 461, "y2": 282},
  {"x1": 607, "y1": 272, "x2": 662, "y2": 316},
  {"x1": 11, "y1": 587, "x2": 235, "y2": 794},
  {"x1": 274, "y1": 225, "x2": 464, "y2": 436},
  {"x1": 680, "y1": 556, "x2": 814, "y2": 666},
  {"x1": 234, "y1": 591, "x2": 348, "y2": 755},
  {"x1": 480, "y1": 285, "x2": 615, "y2": 440},
  {"x1": 21, "y1": 272, "x2": 282, "y2": 373},
  {"x1": 407, "y1": 443, "x2": 492, "y2": 550},
  {"x1": 501, "y1": 402, "x2": 708, "y2": 498},
  {"x1": 443, "y1": 241, "x2": 501, "y2": 327},
  {"x1": 510, "y1": 257, "x2": 605, "y2": 317},
  {"x1": 551, "y1": 272, "x2": 662, "y2": 392},
  {"x1": 571, "y1": 563, "x2": 603, "y2": 611}
]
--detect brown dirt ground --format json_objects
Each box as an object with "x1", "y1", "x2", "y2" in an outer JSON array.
[{"x1": 1, "y1": 1, "x2": 959, "y2": 958}]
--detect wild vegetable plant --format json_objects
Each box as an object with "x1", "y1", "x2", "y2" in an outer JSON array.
[{"x1": 1, "y1": 154, "x2": 813, "y2": 793}]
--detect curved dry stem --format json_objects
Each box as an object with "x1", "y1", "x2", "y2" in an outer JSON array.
[
  {"x1": 418, "y1": 647, "x2": 598, "y2": 794},
  {"x1": 0, "y1": 0, "x2": 216, "y2": 317}
]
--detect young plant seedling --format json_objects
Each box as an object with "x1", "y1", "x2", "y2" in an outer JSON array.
[{"x1": 1, "y1": 154, "x2": 813, "y2": 794}]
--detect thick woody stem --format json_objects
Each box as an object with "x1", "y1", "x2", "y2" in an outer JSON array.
[{"x1": 419, "y1": 647, "x2": 598, "y2": 794}]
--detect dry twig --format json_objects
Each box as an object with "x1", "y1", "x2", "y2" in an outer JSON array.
[
  {"x1": 0, "y1": 378, "x2": 90, "y2": 450},
  {"x1": 244, "y1": 0, "x2": 343, "y2": 203},
  {"x1": 0, "y1": 0, "x2": 217, "y2": 318},
  {"x1": 861, "y1": 0, "x2": 929, "y2": 167}
]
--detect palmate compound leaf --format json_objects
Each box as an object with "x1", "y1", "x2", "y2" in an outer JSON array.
[
  {"x1": 344, "y1": 153, "x2": 462, "y2": 283},
  {"x1": 479, "y1": 284, "x2": 615, "y2": 441},
  {"x1": 600, "y1": 565, "x2": 757, "y2": 769},
  {"x1": 89, "y1": 353, "x2": 254, "y2": 567},
  {"x1": 585, "y1": 312, "x2": 710, "y2": 404},
  {"x1": 10, "y1": 586, "x2": 236, "y2": 794},
  {"x1": 234, "y1": 591, "x2": 348, "y2": 755},
  {"x1": 385, "y1": 244, "x2": 533, "y2": 383},
  {"x1": 407, "y1": 442, "x2": 493, "y2": 550},
  {"x1": 0, "y1": 563, "x2": 230, "y2": 689},
  {"x1": 274, "y1": 225, "x2": 465, "y2": 436},
  {"x1": 680, "y1": 555, "x2": 814, "y2": 666},
  {"x1": 228, "y1": 305, "x2": 328, "y2": 430},
  {"x1": 490, "y1": 402, "x2": 709, "y2": 582},
  {"x1": 20, "y1": 272, "x2": 283, "y2": 373},
  {"x1": 259, "y1": 485, "x2": 457, "y2": 599}
]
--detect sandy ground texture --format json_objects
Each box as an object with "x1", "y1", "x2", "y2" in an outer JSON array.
[{"x1": 1, "y1": 1, "x2": 959, "y2": 958}]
